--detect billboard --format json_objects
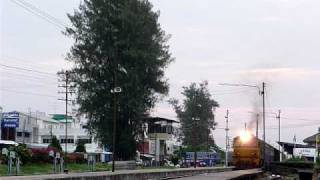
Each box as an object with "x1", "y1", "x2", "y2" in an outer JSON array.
[
  {"x1": 185, "y1": 152, "x2": 220, "y2": 161},
  {"x1": 1, "y1": 112, "x2": 19, "y2": 128},
  {"x1": 293, "y1": 148, "x2": 315, "y2": 158}
]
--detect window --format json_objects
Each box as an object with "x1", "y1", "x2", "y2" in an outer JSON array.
[
  {"x1": 77, "y1": 139, "x2": 92, "y2": 144},
  {"x1": 17, "y1": 132, "x2": 22, "y2": 137},
  {"x1": 43, "y1": 138, "x2": 51, "y2": 143},
  {"x1": 24, "y1": 132, "x2": 30, "y2": 137},
  {"x1": 60, "y1": 138, "x2": 74, "y2": 144}
]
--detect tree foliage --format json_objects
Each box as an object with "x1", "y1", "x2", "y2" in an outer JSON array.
[
  {"x1": 74, "y1": 141, "x2": 86, "y2": 153},
  {"x1": 170, "y1": 81, "x2": 219, "y2": 149},
  {"x1": 49, "y1": 136, "x2": 62, "y2": 152},
  {"x1": 65, "y1": 0, "x2": 172, "y2": 159}
]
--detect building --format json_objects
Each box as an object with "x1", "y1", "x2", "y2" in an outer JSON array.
[
  {"x1": 0, "y1": 111, "x2": 106, "y2": 159},
  {"x1": 303, "y1": 128, "x2": 320, "y2": 147},
  {"x1": 137, "y1": 117, "x2": 180, "y2": 165}
]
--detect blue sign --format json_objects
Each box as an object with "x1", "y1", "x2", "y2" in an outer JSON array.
[
  {"x1": 185, "y1": 152, "x2": 220, "y2": 161},
  {"x1": 1, "y1": 112, "x2": 19, "y2": 128}
]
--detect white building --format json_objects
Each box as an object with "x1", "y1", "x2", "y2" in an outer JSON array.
[{"x1": 1, "y1": 111, "x2": 104, "y2": 155}]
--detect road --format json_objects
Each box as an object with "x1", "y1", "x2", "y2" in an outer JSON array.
[{"x1": 173, "y1": 169, "x2": 262, "y2": 180}]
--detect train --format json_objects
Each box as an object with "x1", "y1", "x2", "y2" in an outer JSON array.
[{"x1": 233, "y1": 132, "x2": 279, "y2": 169}]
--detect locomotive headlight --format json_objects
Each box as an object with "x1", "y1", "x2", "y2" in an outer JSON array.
[{"x1": 240, "y1": 130, "x2": 252, "y2": 143}]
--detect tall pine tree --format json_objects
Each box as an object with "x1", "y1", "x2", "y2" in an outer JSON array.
[{"x1": 65, "y1": 0, "x2": 172, "y2": 159}]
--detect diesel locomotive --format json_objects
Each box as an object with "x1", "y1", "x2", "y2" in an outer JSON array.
[{"x1": 233, "y1": 131, "x2": 279, "y2": 169}]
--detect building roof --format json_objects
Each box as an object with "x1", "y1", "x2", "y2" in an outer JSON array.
[
  {"x1": 142, "y1": 117, "x2": 179, "y2": 123},
  {"x1": 51, "y1": 114, "x2": 73, "y2": 121},
  {"x1": 303, "y1": 133, "x2": 319, "y2": 143},
  {"x1": 277, "y1": 141, "x2": 313, "y2": 154}
]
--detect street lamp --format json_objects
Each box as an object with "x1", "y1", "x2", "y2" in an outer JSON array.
[
  {"x1": 192, "y1": 117, "x2": 200, "y2": 168},
  {"x1": 111, "y1": 64, "x2": 127, "y2": 172}
]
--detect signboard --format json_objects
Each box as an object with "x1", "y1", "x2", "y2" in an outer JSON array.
[
  {"x1": 10, "y1": 151, "x2": 15, "y2": 159},
  {"x1": 1, "y1": 112, "x2": 19, "y2": 128},
  {"x1": 56, "y1": 152, "x2": 60, "y2": 159},
  {"x1": 2, "y1": 148, "x2": 8, "y2": 156},
  {"x1": 49, "y1": 150, "x2": 54, "y2": 157},
  {"x1": 293, "y1": 148, "x2": 315, "y2": 158},
  {"x1": 185, "y1": 152, "x2": 220, "y2": 161}
]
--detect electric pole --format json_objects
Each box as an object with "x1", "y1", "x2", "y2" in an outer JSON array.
[
  {"x1": 225, "y1": 109, "x2": 229, "y2": 167},
  {"x1": 277, "y1": 110, "x2": 281, "y2": 162},
  {"x1": 261, "y1": 82, "x2": 266, "y2": 167},
  {"x1": 256, "y1": 113, "x2": 259, "y2": 138},
  {"x1": 58, "y1": 70, "x2": 74, "y2": 173}
]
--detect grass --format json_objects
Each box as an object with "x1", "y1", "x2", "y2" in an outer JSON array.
[{"x1": 0, "y1": 163, "x2": 111, "y2": 176}]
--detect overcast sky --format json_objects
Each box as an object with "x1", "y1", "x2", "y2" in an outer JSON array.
[{"x1": 1, "y1": 0, "x2": 320, "y2": 148}]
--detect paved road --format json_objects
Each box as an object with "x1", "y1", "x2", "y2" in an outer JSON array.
[{"x1": 173, "y1": 169, "x2": 262, "y2": 180}]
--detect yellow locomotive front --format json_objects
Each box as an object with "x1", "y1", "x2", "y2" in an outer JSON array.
[{"x1": 233, "y1": 131, "x2": 261, "y2": 169}]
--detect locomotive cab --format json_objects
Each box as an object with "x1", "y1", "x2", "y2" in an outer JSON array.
[{"x1": 233, "y1": 132, "x2": 262, "y2": 169}]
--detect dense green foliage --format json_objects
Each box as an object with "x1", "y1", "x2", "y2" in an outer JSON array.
[
  {"x1": 170, "y1": 81, "x2": 219, "y2": 149},
  {"x1": 49, "y1": 136, "x2": 62, "y2": 151},
  {"x1": 13, "y1": 144, "x2": 32, "y2": 165},
  {"x1": 74, "y1": 142, "x2": 86, "y2": 153},
  {"x1": 65, "y1": 0, "x2": 172, "y2": 159}
]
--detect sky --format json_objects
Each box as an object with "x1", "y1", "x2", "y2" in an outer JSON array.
[{"x1": 1, "y1": 0, "x2": 320, "y2": 149}]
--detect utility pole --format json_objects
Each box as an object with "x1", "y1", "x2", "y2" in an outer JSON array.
[
  {"x1": 261, "y1": 82, "x2": 266, "y2": 167},
  {"x1": 58, "y1": 70, "x2": 74, "y2": 173},
  {"x1": 225, "y1": 109, "x2": 229, "y2": 167},
  {"x1": 315, "y1": 134, "x2": 318, "y2": 164},
  {"x1": 277, "y1": 110, "x2": 281, "y2": 162},
  {"x1": 256, "y1": 113, "x2": 259, "y2": 138}
]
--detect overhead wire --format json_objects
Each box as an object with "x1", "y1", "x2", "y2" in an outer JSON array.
[
  {"x1": 0, "y1": 63, "x2": 57, "y2": 76},
  {"x1": 10, "y1": 0, "x2": 66, "y2": 30},
  {"x1": 0, "y1": 88, "x2": 61, "y2": 98},
  {"x1": 16, "y1": 0, "x2": 67, "y2": 27}
]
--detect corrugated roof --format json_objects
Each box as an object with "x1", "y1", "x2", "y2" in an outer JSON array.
[
  {"x1": 303, "y1": 133, "x2": 320, "y2": 143},
  {"x1": 51, "y1": 114, "x2": 73, "y2": 121}
]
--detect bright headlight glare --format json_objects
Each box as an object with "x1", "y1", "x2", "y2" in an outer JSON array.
[{"x1": 240, "y1": 130, "x2": 252, "y2": 143}]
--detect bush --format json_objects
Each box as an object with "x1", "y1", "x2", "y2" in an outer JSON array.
[
  {"x1": 13, "y1": 144, "x2": 32, "y2": 165},
  {"x1": 49, "y1": 136, "x2": 62, "y2": 151},
  {"x1": 66, "y1": 153, "x2": 86, "y2": 163},
  {"x1": 170, "y1": 155, "x2": 179, "y2": 165},
  {"x1": 74, "y1": 141, "x2": 86, "y2": 153},
  {"x1": 31, "y1": 147, "x2": 60, "y2": 163}
]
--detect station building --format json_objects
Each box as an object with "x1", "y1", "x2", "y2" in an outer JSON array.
[{"x1": 0, "y1": 108, "x2": 107, "y2": 161}]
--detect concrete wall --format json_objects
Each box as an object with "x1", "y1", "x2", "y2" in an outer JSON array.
[{"x1": 1, "y1": 167, "x2": 233, "y2": 180}]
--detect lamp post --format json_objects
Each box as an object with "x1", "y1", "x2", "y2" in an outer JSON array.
[
  {"x1": 111, "y1": 63, "x2": 127, "y2": 172},
  {"x1": 192, "y1": 117, "x2": 200, "y2": 168}
]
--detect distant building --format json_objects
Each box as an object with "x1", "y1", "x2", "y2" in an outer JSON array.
[
  {"x1": 303, "y1": 128, "x2": 320, "y2": 147},
  {"x1": 0, "y1": 111, "x2": 107, "y2": 161},
  {"x1": 137, "y1": 117, "x2": 180, "y2": 165}
]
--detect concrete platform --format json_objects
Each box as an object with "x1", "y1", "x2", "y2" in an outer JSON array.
[
  {"x1": 173, "y1": 169, "x2": 262, "y2": 180},
  {"x1": 0, "y1": 166, "x2": 233, "y2": 180}
]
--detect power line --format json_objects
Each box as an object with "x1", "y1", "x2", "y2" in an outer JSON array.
[
  {"x1": 10, "y1": 0, "x2": 66, "y2": 30},
  {"x1": 0, "y1": 63, "x2": 57, "y2": 76},
  {"x1": 2, "y1": 55, "x2": 63, "y2": 72},
  {"x1": 1, "y1": 69, "x2": 58, "y2": 82},
  {"x1": 17, "y1": 0, "x2": 67, "y2": 27},
  {"x1": 0, "y1": 88, "x2": 60, "y2": 98}
]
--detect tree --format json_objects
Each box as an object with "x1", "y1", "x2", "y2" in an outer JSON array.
[
  {"x1": 74, "y1": 141, "x2": 86, "y2": 153},
  {"x1": 65, "y1": 0, "x2": 172, "y2": 160},
  {"x1": 49, "y1": 136, "x2": 62, "y2": 152},
  {"x1": 170, "y1": 81, "x2": 219, "y2": 150}
]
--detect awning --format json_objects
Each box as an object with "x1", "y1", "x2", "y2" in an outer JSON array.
[
  {"x1": 0, "y1": 140, "x2": 18, "y2": 145},
  {"x1": 140, "y1": 154, "x2": 154, "y2": 158}
]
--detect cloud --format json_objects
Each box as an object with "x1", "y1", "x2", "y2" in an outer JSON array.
[{"x1": 239, "y1": 67, "x2": 320, "y2": 78}]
